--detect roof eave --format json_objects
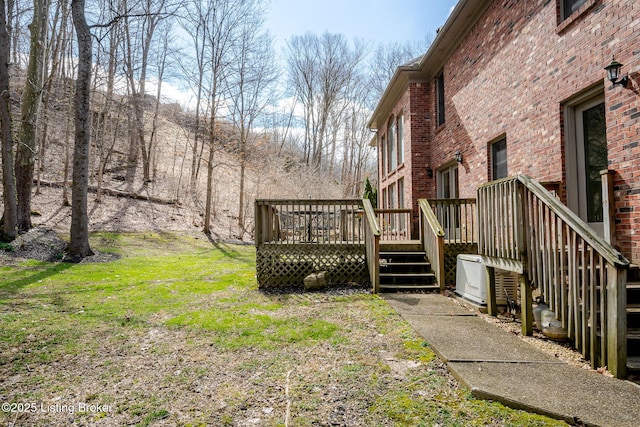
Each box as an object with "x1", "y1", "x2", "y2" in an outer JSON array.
[{"x1": 367, "y1": 0, "x2": 493, "y2": 131}]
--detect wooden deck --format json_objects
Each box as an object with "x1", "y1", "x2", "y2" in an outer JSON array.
[{"x1": 255, "y1": 180, "x2": 630, "y2": 377}]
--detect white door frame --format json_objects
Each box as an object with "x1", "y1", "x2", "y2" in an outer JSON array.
[{"x1": 564, "y1": 86, "x2": 606, "y2": 237}]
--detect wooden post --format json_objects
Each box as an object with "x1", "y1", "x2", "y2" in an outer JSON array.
[
  {"x1": 601, "y1": 170, "x2": 616, "y2": 246},
  {"x1": 373, "y1": 235, "x2": 380, "y2": 294},
  {"x1": 607, "y1": 265, "x2": 627, "y2": 378},
  {"x1": 436, "y1": 234, "x2": 445, "y2": 291},
  {"x1": 255, "y1": 201, "x2": 262, "y2": 247},
  {"x1": 485, "y1": 265, "x2": 497, "y2": 316},
  {"x1": 520, "y1": 274, "x2": 533, "y2": 336}
]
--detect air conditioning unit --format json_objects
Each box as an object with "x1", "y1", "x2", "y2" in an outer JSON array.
[{"x1": 455, "y1": 254, "x2": 518, "y2": 306}]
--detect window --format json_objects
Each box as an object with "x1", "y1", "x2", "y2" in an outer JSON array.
[
  {"x1": 582, "y1": 102, "x2": 606, "y2": 222},
  {"x1": 380, "y1": 134, "x2": 386, "y2": 176},
  {"x1": 381, "y1": 188, "x2": 388, "y2": 209},
  {"x1": 436, "y1": 72, "x2": 445, "y2": 126},
  {"x1": 397, "y1": 113, "x2": 404, "y2": 165},
  {"x1": 437, "y1": 164, "x2": 459, "y2": 240},
  {"x1": 437, "y1": 164, "x2": 459, "y2": 199},
  {"x1": 388, "y1": 183, "x2": 396, "y2": 209},
  {"x1": 562, "y1": 0, "x2": 586, "y2": 20},
  {"x1": 491, "y1": 138, "x2": 508, "y2": 180},
  {"x1": 387, "y1": 117, "x2": 396, "y2": 172},
  {"x1": 398, "y1": 178, "x2": 406, "y2": 233}
]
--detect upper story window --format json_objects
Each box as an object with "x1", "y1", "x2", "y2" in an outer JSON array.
[
  {"x1": 436, "y1": 72, "x2": 445, "y2": 127},
  {"x1": 397, "y1": 113, "x2": 404, "y2": 165},
  {"x1": 561, "y1": 0, "x2": 587, "y2": 20},
  {"x1": 387, "y1": 116, "x2": 396, "y2": 172},
  {"x1": 491, "y1": 138, "x2": 508, "y2": 180},
  {"x1": 380, "y1": 134, "x2": 386, "y2": 176}
]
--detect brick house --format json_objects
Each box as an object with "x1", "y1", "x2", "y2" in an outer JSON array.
[{"x1": 368, "y1": 0, "x2": 640, "y2": 266}]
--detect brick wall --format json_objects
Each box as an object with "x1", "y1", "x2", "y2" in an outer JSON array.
[
  {"x1": 376, "y1": 0, "x2": 640, "y2": 263},
  {"x1": 377, "y1": 83, "x2": 434, "y2": 236}
]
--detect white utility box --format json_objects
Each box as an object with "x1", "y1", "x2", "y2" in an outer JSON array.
[{"x1": 455, "y1": 254, "x2": 518, "y2": 306}]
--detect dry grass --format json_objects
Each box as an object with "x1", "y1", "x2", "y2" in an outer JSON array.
[{"x1": 0, "y1": 232, "x2": 564, "y2": 426}]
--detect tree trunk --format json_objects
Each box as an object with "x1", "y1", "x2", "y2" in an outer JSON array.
[
  {"x1": 14, "y1": 0, "x2": 47, "y2": 231},
  {"x1": 0, "y1": 0, "x2": 17, "y2": 240},
  {"x1": 68, "y1": 0, "x2": 93, "y2": 259},
  {"x1": 203, "y1": 114, "x2": 215, "y2": 235}
]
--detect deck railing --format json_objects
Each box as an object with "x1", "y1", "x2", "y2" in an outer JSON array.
[
  {"x1": 255, "y1": 199, "x2": 365, "y2": 245},
  {"x1": 363, "y1": 199, "x2": 381, "y2": 293},
  {"x1": 477, "y1": 175, "x2": 629, "y2": 377},
  {"x1": 254, "y1": 199, "x2": 368, "y2": 287},
  {"x1": 429, "y1": 198, "x2": 477, "y2": 243},
  {"x1": 418, "y1": 199, "x2": 445, "y2": 290},
  {"x1": 375, "y1": 208, "x2": 412, "y2": 240}
]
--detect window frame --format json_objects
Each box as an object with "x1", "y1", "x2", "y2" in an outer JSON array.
[
  {"x1": 387, "y1": 182, "x2": 396, "y2": 209},
  {"x1": 397, "y1": 112, "x2": 404, "y2": 165},
  {"x1": 491, "y1": 137, "x2": 508, "y2": 181},
  {"x1": 561, "y1": 0, "x2": 587, "y2": 21},
  {"x1": 380, "y1": 134, "x2": 386, "y2": 177},
  {"x1": 436, "y1": 71, "x2": 445, "y2": 127},
  {"x1": 387, "y1": 116, "x2": 396, "y2": 172}
]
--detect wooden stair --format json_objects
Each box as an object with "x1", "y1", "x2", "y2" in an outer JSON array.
[
  {"x1": 378, "y1": 240, "x2": 438, "y2": 292},
  {"x1": 627, "y1": 265, "x2": 640, "y2": 374}
]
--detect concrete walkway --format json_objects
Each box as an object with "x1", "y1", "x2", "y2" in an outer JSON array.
[{"x1": 383, "y1": 293, "x2": 640, "y2": 427}]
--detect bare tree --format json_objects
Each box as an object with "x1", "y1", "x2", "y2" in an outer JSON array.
[
  {"x1": 226, "y1": 15, "x2": 277, "y2": 235},
  {"x1": 14, "y1": 0, "x2": 49, "y2": 231},
  {"x1": 178, "y1": 0, "x2": 209, "y2": 192},
  {"x1": 61, "y1": 31, "x2": 76, "y2": 207},
  {"x1": 197, "y1": 0, "x2": 259, "y2": 235},
  {"x1": 285, "y1": 32, "x2": 366, "y2": 170},
  {"x1": 121, "y1": 0, "x2": 168, "y2": 185},
  {"x1": 148, "y1": 20, "x2": 172, "y2": 182},
  {"x1": 92, "y1": 6, "x2": 121, "y2": 203},
  {"x1": 36, "y1": 0, "x2": 71, "y2": 195},
  {"x1": 68, "y1": 0, "x2": 93, "y2": 258},
  {"x1": 0, "y1": 0, "x2": 17, "y2": 240},
  {"x1": 368, "y1": 37, "x2": 432, "y2": 103}
]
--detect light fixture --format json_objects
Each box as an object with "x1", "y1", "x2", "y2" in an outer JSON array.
[
  {"x1": 426, "y1": 166, "x2": 433, "y2": 178},
  {"x1": 454, "y1": 150, "x2": 463, "y2": 163},
  {"x1": 604, "y1": 57, "x2": 629, "y2": 88}
]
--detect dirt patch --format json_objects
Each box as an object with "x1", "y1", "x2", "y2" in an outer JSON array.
[{"x1": 0, "y1": 227, "x2": 120, "y2": 264}]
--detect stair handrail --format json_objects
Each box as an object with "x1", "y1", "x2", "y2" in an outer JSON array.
[
  {"x1": 418, "y1": 199, "x2": 445, "y2": 291},
  {"x1": 477, "y1": 174, "x2": 629, "y2": 377},
  {"x1": 362, "y1": 199, "x2": 381, "y2": 293},
  {"x1": 516, "y1": 175, "x2": 628, "y2": 267}
]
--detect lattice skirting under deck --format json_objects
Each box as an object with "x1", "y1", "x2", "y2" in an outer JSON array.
[{"x1": 256, "y1": 243, "x2": 368, "y2": 287}]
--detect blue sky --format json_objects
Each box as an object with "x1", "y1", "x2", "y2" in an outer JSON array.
[{"x1": 265, "y1": 0, "x2": 458, "y2": 48}]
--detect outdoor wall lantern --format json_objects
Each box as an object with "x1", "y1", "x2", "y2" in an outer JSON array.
[
  {"x1": 454, "y1": 150, "x2": 463, "y2": 163},
  {"x1": 604, "y1": 57, "x2": 629, "y2": 88},
  {"x1": 427, "y1": 166, "x2": 433, "y2": 178}
]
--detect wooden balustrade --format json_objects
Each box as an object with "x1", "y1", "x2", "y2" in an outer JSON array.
[
  {"x1": 255, "y1": 199, "x2": 364, "y2": 245},
  {"x1": 477, "y1": 175, "x2": 629, "y2": 377},
  {"x1": 429, "y1": 198, "x2": 477, "y2": 244},
  {"x1": 375, "y1": 208, "x2": 412, "y2": 240},
  {"x1": 418, "y1": 199, "x2": 445, "y2": 291}
]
